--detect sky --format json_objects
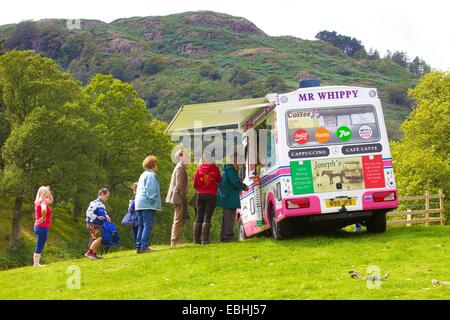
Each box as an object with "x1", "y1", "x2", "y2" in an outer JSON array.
[{"x1": 0, "y1": 0, "x2": 448, "y2": 70}]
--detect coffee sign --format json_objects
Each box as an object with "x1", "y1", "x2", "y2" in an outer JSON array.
[
  {"x1": 288, "y1": 147, "x2": 330, "y2": 159},
  {"x1": 342, "y1": 143, "x2": 383, "y2": 155}
]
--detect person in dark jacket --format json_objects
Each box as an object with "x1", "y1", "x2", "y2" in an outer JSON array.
[
  {"x1": 193, "y1": 153, "x2": 222, "y2": 244},
  {"x1": 216, "y1": 154, "x2": 248, "y2": 242},
  {"x1": 121, "y1": 182, "x2": 139, "y2": 247}
]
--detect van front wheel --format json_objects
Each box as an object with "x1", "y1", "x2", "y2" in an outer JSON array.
[
  {"x1": 366, "y1": 212, "x2": 387, "y2": 233},
  {"x1": 238, "y1": 220, "x2": 246, "y2": 241},
  {"x1": 270, "y1": 206, "x2": 285, "y2": 240}
]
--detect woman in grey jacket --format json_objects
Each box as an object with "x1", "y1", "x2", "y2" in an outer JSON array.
[{"x1": 135, "y1": 155, "x2": 162, "y2": 254}]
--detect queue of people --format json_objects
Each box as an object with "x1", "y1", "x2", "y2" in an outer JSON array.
[{"x1": 32, "y1": 151, "x2": 248, "y2": 265}]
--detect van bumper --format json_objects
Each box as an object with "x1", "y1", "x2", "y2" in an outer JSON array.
[{"x1": 308, "y1": 210, "x2": 375, "y2": 222}]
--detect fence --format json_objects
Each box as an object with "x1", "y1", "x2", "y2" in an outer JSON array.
[{"x1": 387, "y1": 189, "x2": 446, "y2": 226}]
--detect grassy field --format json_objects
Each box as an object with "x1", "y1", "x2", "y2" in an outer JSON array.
[{"x1": 0, "y1": 225, "x2": 449, "y2": 300}]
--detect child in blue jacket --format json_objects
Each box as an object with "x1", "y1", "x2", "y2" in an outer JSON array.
[
  {"x1": 85, "y1": 188, "x2": 111, "y2": 260},
  {"x1": 122, "y1": 182, "x2": 139, "y2": 247}
]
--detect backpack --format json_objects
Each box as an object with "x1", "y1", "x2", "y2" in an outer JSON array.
[{"x1": 101, "y1": 221, "x2": 120, "y2": 248}]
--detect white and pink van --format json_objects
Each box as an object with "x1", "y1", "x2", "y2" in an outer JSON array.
[{"x1": 166, "y1": 82, "x2": 398, "y2": 240}]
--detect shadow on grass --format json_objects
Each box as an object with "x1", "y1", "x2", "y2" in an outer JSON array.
[{"x1": 242, "y1": 225, "x2": 450, "y2": 249}]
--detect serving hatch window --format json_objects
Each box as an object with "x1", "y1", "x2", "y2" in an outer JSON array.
[{"x1": 285, "y1": 105, "x2": 380, "y2": 148}]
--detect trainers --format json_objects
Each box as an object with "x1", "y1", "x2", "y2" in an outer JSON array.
[
  {"x1": 353, "y1": 224, "x2": 363, "y2": 233},
  {"x1": 139, "y1": 248, "x2": 155, "y2": 254},
  {"x1": 85, "y1": 252, "x2": 98, "y2": 260}
]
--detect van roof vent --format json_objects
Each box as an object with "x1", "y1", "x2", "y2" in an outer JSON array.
[{"x1": 299, "y1": 79, "x2": 320, "y2": 88}]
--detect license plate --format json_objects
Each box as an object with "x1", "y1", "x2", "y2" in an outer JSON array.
[{"x1": 326, "y1": 198, "x2": 356, "y2": 208}]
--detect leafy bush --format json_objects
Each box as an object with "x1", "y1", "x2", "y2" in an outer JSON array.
[
  {"x1": 143, "y1": 55, "x2": 168, "y2": 75},
  {"x1": 264, "y1": 75, "x2": 289, "y2": 93},
  {"x1": 199, "y1": 62, "x2": 221, "y2": 80},
  {"x1": 229, "y1": 66, "x2": 255, "y2": 85},
  {"x1": 5, "y1": 238, "x2": 32, "y2": 268},
  {"x1": 61, "y1": 33, "x2": 85, "y2": 66},
  {"x1": 386, "y1": 83, "x2": 411, "y2": 107},
  {"x1": 101, "y1": 55, "x2": 136, "y2": 81}
]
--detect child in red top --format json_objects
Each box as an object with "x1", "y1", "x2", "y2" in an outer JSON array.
[
  {"x1": 193, "y1": 154, "x2": 222, "y2": 245},
  {"x1": 33, "y1": 186, "x2": 53, "y2": 267}
]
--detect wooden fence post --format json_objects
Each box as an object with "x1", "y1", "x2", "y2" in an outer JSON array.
[
  {"x1": 439, "y1": 188, "x2": 445, "y2": 226},
  {"x1": 406, "y1": 209, "x2": 412, "y2": 227},
  {"x1": 425, "y1": 190, "x2": 430, "y2": 226}
]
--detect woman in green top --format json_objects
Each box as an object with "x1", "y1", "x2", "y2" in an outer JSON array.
[{"x1": 216, "y1": 154, "x2": 248, "y2": 242}]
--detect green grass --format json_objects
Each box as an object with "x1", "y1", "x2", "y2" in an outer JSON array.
[{"x1": 1, "y1": 225, "x2": 449, "y2": 300}]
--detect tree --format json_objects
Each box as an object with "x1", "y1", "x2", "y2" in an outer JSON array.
[
  {"x1": 79, "y1": 74, "x2": 174, "y2": 215},
  {"x1": 0, "y1": 51, "x2": 80, "y2": 125},
  {"x1": 315, "y1": 30, "x2": 364, "y2": 57},
  {"x1": 0, "y1": 39, "x2": 5, "y2": 55},
  {"x1": 0, "y1": 86, "x2": 9, "y2": 170},
  {"x1": 391, "y1": 51, "x2": 410, "y2": 68},
  {"x1": 4, "y1": 21, "x2": 38, "y2": 51},
  {"x1": 36, "y1": 21, "x2": 67, "y2": 60},
  {"x1": 384, "y1": 50, "x2": 392, "y2": 59},
  {"x1": 409, "y1": 56, "x2": 431, "y2": 77},
  {"x1": 368, "y1": 48, "x2": 380, "y2": 60},
  {"x1": 61, "y1": 33, "x2": 85, "y2": 67},
  {"x1": 1, "y1": 105, "x2": 100, "y2": 233},
  {"x1": 0, "y1": 51, "x2": 83, "y2": 245},
  {"x1": 391, "y1": 71, "x2": 450, "y2": 196},
  {"x1": 229, "y1": 66, "x2": 255, "y2": 86}
]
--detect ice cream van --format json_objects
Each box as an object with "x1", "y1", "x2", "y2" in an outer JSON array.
[{"x1": 165, "y1": 80, "x2": 398, "y2": 239}]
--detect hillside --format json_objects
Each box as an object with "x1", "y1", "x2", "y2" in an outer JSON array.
[
  {"x1": 0, "y1": 226, "x2": 449, "y2": 300},
  {"x1": 0, "y1": 11, "x2": 420, "y2": 139}
]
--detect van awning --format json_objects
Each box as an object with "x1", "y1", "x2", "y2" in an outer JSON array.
[{"x1": 164, "y1": 97, "x2": 273, "y2": 134}]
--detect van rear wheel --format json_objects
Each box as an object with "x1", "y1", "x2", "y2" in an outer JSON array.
[
  {"x1": 270, "y1": 206, "x2": 285, "y2": 240},
  {"x1": 366, "y1": 212, "x2": 387, "y2": 233}
]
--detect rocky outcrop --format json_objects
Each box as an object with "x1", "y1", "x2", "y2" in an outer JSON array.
[
  {"x1": 143, "y1": 30, "x2": 163, "y2": 41},
  {"x1": 182, "y1": 12, "x2": 265, "y2": 35},
  {"x1": 82, "y1": 19, "x2": 108, "y2": 29},
  {"x1": 178, "y1": 43, "x2": 209, "y2": 56},
  {"x1": 104, "y1": 36, "x2": 145, "y2": 54},
  {"x1": 229, "y1": 47, "x2": 275, "y2": 57}
]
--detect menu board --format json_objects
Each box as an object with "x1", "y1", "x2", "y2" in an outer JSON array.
[
  {"x1": 351, "y1": 112, "x2": 376, "y2": 125},
  {"x1": 290, "y1": 160, "x2": 314, "y2": 195},
  {"x1": 337, "y1": 115, "x2": 351, "y2": 126},
  {"x1": 362, "y1": 155, "x2": 385, "y2": 188}
]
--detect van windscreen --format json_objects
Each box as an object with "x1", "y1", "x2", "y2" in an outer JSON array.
[{"x1": 285, "y1": 105, "x2": 380, "y2": 148}]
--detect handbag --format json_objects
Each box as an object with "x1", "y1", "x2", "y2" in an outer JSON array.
[{"x1": 121, "y1": 210, "x2": 138, "y2": 226}]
